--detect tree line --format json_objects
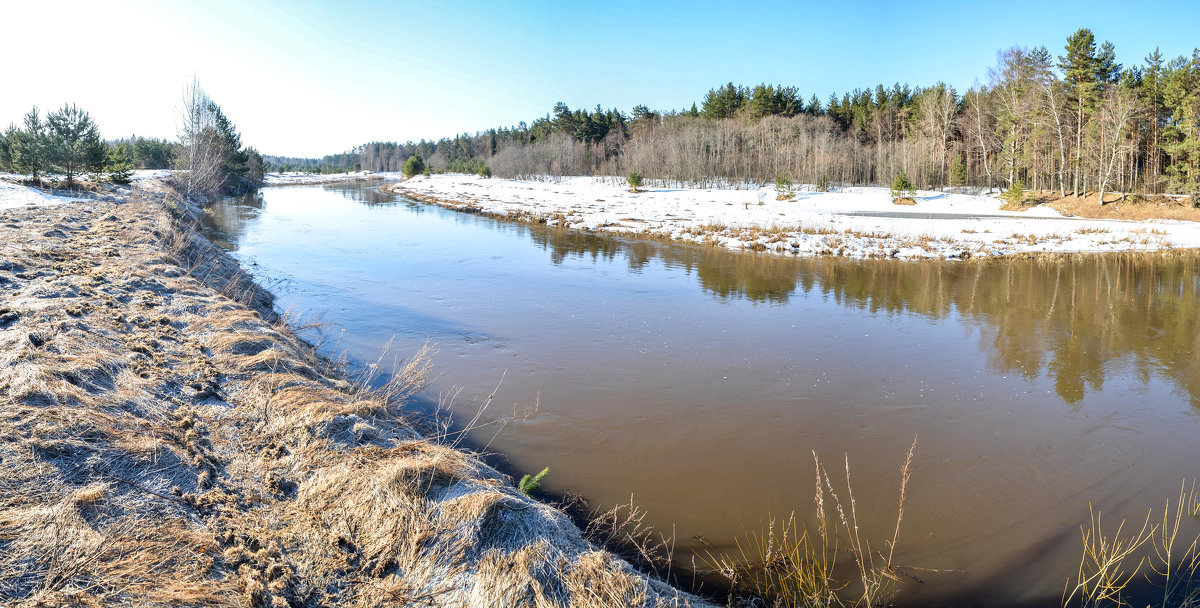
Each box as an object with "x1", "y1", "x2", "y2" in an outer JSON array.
[
  {"x1": 1, "y1": 81, "x2": 263, "y2": 198},
  {"x1": 295, "y1": 28, "x2": 1199, "y2": 203},
  {"x1": 0, "y1": 104, "x2": 115, "y2": 185}
]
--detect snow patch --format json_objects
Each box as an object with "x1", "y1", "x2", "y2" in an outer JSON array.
[{"x1": 391, "y1": 174, "x2": 1200, "y2": 260}]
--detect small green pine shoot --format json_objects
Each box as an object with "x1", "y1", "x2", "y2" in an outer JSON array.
[{"x1": 519, "y1": 467, "x2": 550, "y2": 497}]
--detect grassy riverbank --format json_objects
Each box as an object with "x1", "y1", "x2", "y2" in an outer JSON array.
[
  {"x1": 391, "y1": 174, "x2": 1200, "y2": 260},
  {"x1": 0, "y1": 180, "x2": 710, "y2": 607}
]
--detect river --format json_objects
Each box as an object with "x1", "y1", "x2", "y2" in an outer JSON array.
[{"x1": 200, "y1": 182, "x2": 1200, "y2": 606}]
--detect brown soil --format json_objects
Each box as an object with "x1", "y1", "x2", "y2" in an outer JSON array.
[
  {"x1": 0, "y1": 180, "x2": 711, "y2": 607},
  {"x1": 892, "y1": 197, "x2": 917, "y2": 206}
]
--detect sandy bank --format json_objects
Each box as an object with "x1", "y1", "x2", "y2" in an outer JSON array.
[
  {"x1": 391, "y1": 174, "x2": 1200, "y2": 259},
  {"x1": 0, "y1": 179, "x2": 709, "y2": 607}
]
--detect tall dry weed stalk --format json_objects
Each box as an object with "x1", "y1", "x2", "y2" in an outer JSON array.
[
  {"x1": 702, "y1": 437, "x2": 918, "y2": 608},
  {"x1": 1062, "y1": 479, "x2": 1200, "y2": 608}
]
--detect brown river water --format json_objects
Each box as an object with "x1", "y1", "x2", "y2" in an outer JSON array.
[{"x1": 201, "y1": 183, "x2": 1200, "y2": 606}]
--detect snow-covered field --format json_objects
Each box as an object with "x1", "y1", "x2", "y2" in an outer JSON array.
[
  {"x1": 393, "y1": 174, "x2": 1200, "y2": 259},
  {"x1": 0, "y1": 178, "x2": 87, "y2": 210},
  {"x1": 0, "y1": 170, "x2": 177, "y2": 210},
  {"x1": 263, "y1": 171, "x2": 400, "y2": 185}
]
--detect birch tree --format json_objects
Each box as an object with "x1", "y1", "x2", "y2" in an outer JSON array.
[{"x1": 1096, "y1": 86, "x2": 1142, "y2": 204}]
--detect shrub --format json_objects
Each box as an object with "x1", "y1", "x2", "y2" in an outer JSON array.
[
  {"x1": 402, "y1": 154, "x2": 425, "y2": 178},
  {"x1": 478, "y1": 165, "x2": 491, "y2": 178},
  {"x1": 627, "y1": 171, "x2": 644, "y2": 191},
  {"x1": 817, "y1": 175, "x2": 830, "y2": 192},
  {"x1": 890, "y1": 172, "x2": 915, "y2": 202}
]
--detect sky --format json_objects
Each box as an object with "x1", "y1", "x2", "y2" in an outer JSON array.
[{"x1": 3, "y1": 0, "x2": 1198, "y2": 158}]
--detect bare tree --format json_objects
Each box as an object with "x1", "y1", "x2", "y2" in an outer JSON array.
[
  {"x1": 177, "y1": 77, "x2": 226, "y2": 198},
  {"x1": 960, "y1": 86, "x2": 997, "y2": 190},
  {"x1": 989, "y1": 48, "x2": 1039, "y2": 188},
  {"x1": 1040, "y1": 77, "x2": 1073, "y2": 197},
  {"x1": 1096, "y1": 86, "x2": 1142, "y2": 205},
  {"x1": 915, "y1": 84, "x2": 958, "y2": 188}
]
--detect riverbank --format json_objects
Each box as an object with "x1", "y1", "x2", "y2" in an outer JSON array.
[
  {"x1": 263, "y1": 171, "x2": 398, "y2": 186},
  {"x1": 0, "y1": 178, "x2": 710, "y2": 607},
  {"x1": 390, "y1": 174, "x2": 1200, "y2": 259}
]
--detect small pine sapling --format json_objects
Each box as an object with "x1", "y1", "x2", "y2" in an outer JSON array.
[
  {"x1": 949, "y1": 154, "x2": 967, "y2": 188},
  {"x1": 519, "y1": 467, "x2": 549, "y2": 497},
  {"x1": 106, "y1": 145, "x2": 133, "y2": 184},
  {"x1": 775, "y1": 172, "x2": 795, "y2": 200},
  {"x1": 627, "y1": 171, "x2": 644, "y2": 192},
  {"x1": 1002, "y1": 179, "x2": 1027, "y2": 206},
  {"x1": 890, "y1": 172, "x2": 916, "y2": 204},
  {"x1": 817, "y1": 175, "x2": 830, "y2": 192}
]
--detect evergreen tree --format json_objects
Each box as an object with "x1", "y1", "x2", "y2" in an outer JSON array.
[
  {"x1": 0, "y1": 125, "x2": 13, "y2": 172},
  {"x1": 1143, "y1": 48, "x2": 1165, "y2": 191},
  {"x1": 402, "y1": 154, "x2": 425, "y2": 177},
  {"x1": 950, "y1": 153, "x2": 967, "y2": 187},
  {"x1": 11, "y1": 107, "x2": 48, "y2": 183},
  {"x1": 1097, "y1": 41, "x2": 1122, "y2": 84},
  {"x1": 46, "y1": 104, "x2": 106, "y2": 185},
  {"x1": 1161, "y1": 51, "x2": 1200, "y2": 198},
  {"x1": 806, "y1": 94, "x2": 823, "y2": 115},
  {"x1": 1059, "y1": 28, "x2": 1099, "y2": 196},
  {"x1": 890, "y1": 171, "x2": 916, "y2": 201},
  {"x1": 627, "y1": 171, "x2": 643, "y2": 191},
  {"x1": 632, "y1": 104, "x2": 657, "y2": 122},
  {"x1": 701, "y1": 83, "x2": 748, "y2": 119},
  {"x1": 106, "y1": 144, "x2": 133, "y2": 184}
]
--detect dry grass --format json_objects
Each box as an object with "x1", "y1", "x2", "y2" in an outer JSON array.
[
  {"x1": 1062, "y1": 480, "x2": 1200, "y2": 608},
  {"x1": 700, "y1": 439, "x2": 918, "y2": 608},
  {"x1": 1045, "y1": 191, "x2": 1200, "y2": 221},
  {"x1": 0, "y1": 181, "x2": 711, "y2": 608}
]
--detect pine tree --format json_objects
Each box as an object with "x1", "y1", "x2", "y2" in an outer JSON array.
[
  {"x1": 46, "y1": 104, "x2": 106, "y2": 186},
  {"x1": 1059, "y1": 29, "x2": 1099, "y2": 197},
  {"x1": 0, "y1": 125, "x2": 13, "y2": 172},
  {"x1": 1144, "y1": 48, "x2": 1165, "y2": 192},
  {"x1": 1096, "y1": 41, "x2": 1122, "y2": 84},
  {"x1": 627, "y1": 171, "x2": 643, "y2": 191},
  {"x1": 950, "y1": 153, "x2": 967, "y2": 187},
  {"x1": 1161, "y1": 52, "x2": 1200, "y2": 199},
  {"x1": 806, "y1": 94, "x2": 823, "y2": 115},
  {"x1": 106, "y1": 144, "x2": 133, "y2": 184},
  {"x1": 12, "y1": 108, "x2": 48, "y2": 183},
  {"x1": 890, "y1": 171, "x2": 916, "y2": 201},
  {"x1": 402, "y1": 154, "x2": 425, "y2": 178}
]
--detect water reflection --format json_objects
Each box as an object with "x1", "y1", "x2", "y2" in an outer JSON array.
[
  {"x1": 198, "y1": 190, "x2": 264, "y2": 249},
  {"x1": 201, "y1": 183, "x2": 1200, "y2": 605},
  {"x1": 209, "y1": 184, "x2": 1200, "y2": 408},
  {"x1": 524, "y1": 222, "x2": 1200, "y2": 405}
]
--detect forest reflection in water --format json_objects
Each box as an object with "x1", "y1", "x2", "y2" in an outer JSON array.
[
  {"x1": 201, "y1": 184, "x2": 1200, "y2": 605},
  {"x1": 526, "y1": 223, "x2": 1200, "y2": 408}
]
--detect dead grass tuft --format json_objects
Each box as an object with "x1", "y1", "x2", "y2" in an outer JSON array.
[
  {"x1": 0, "y1": 180, "x2": 711, "y2": 607},
  {"x1": 700, "y1": 438, "x2": 919, "y2": 607},
  {"x1": 1047, "y1": 191, "x2": 1200, "y2": 221}
]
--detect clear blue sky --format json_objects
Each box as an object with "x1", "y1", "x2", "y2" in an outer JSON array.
[{"x1": 4, "y1": 0, "x2": 1198, "y2": 157}]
